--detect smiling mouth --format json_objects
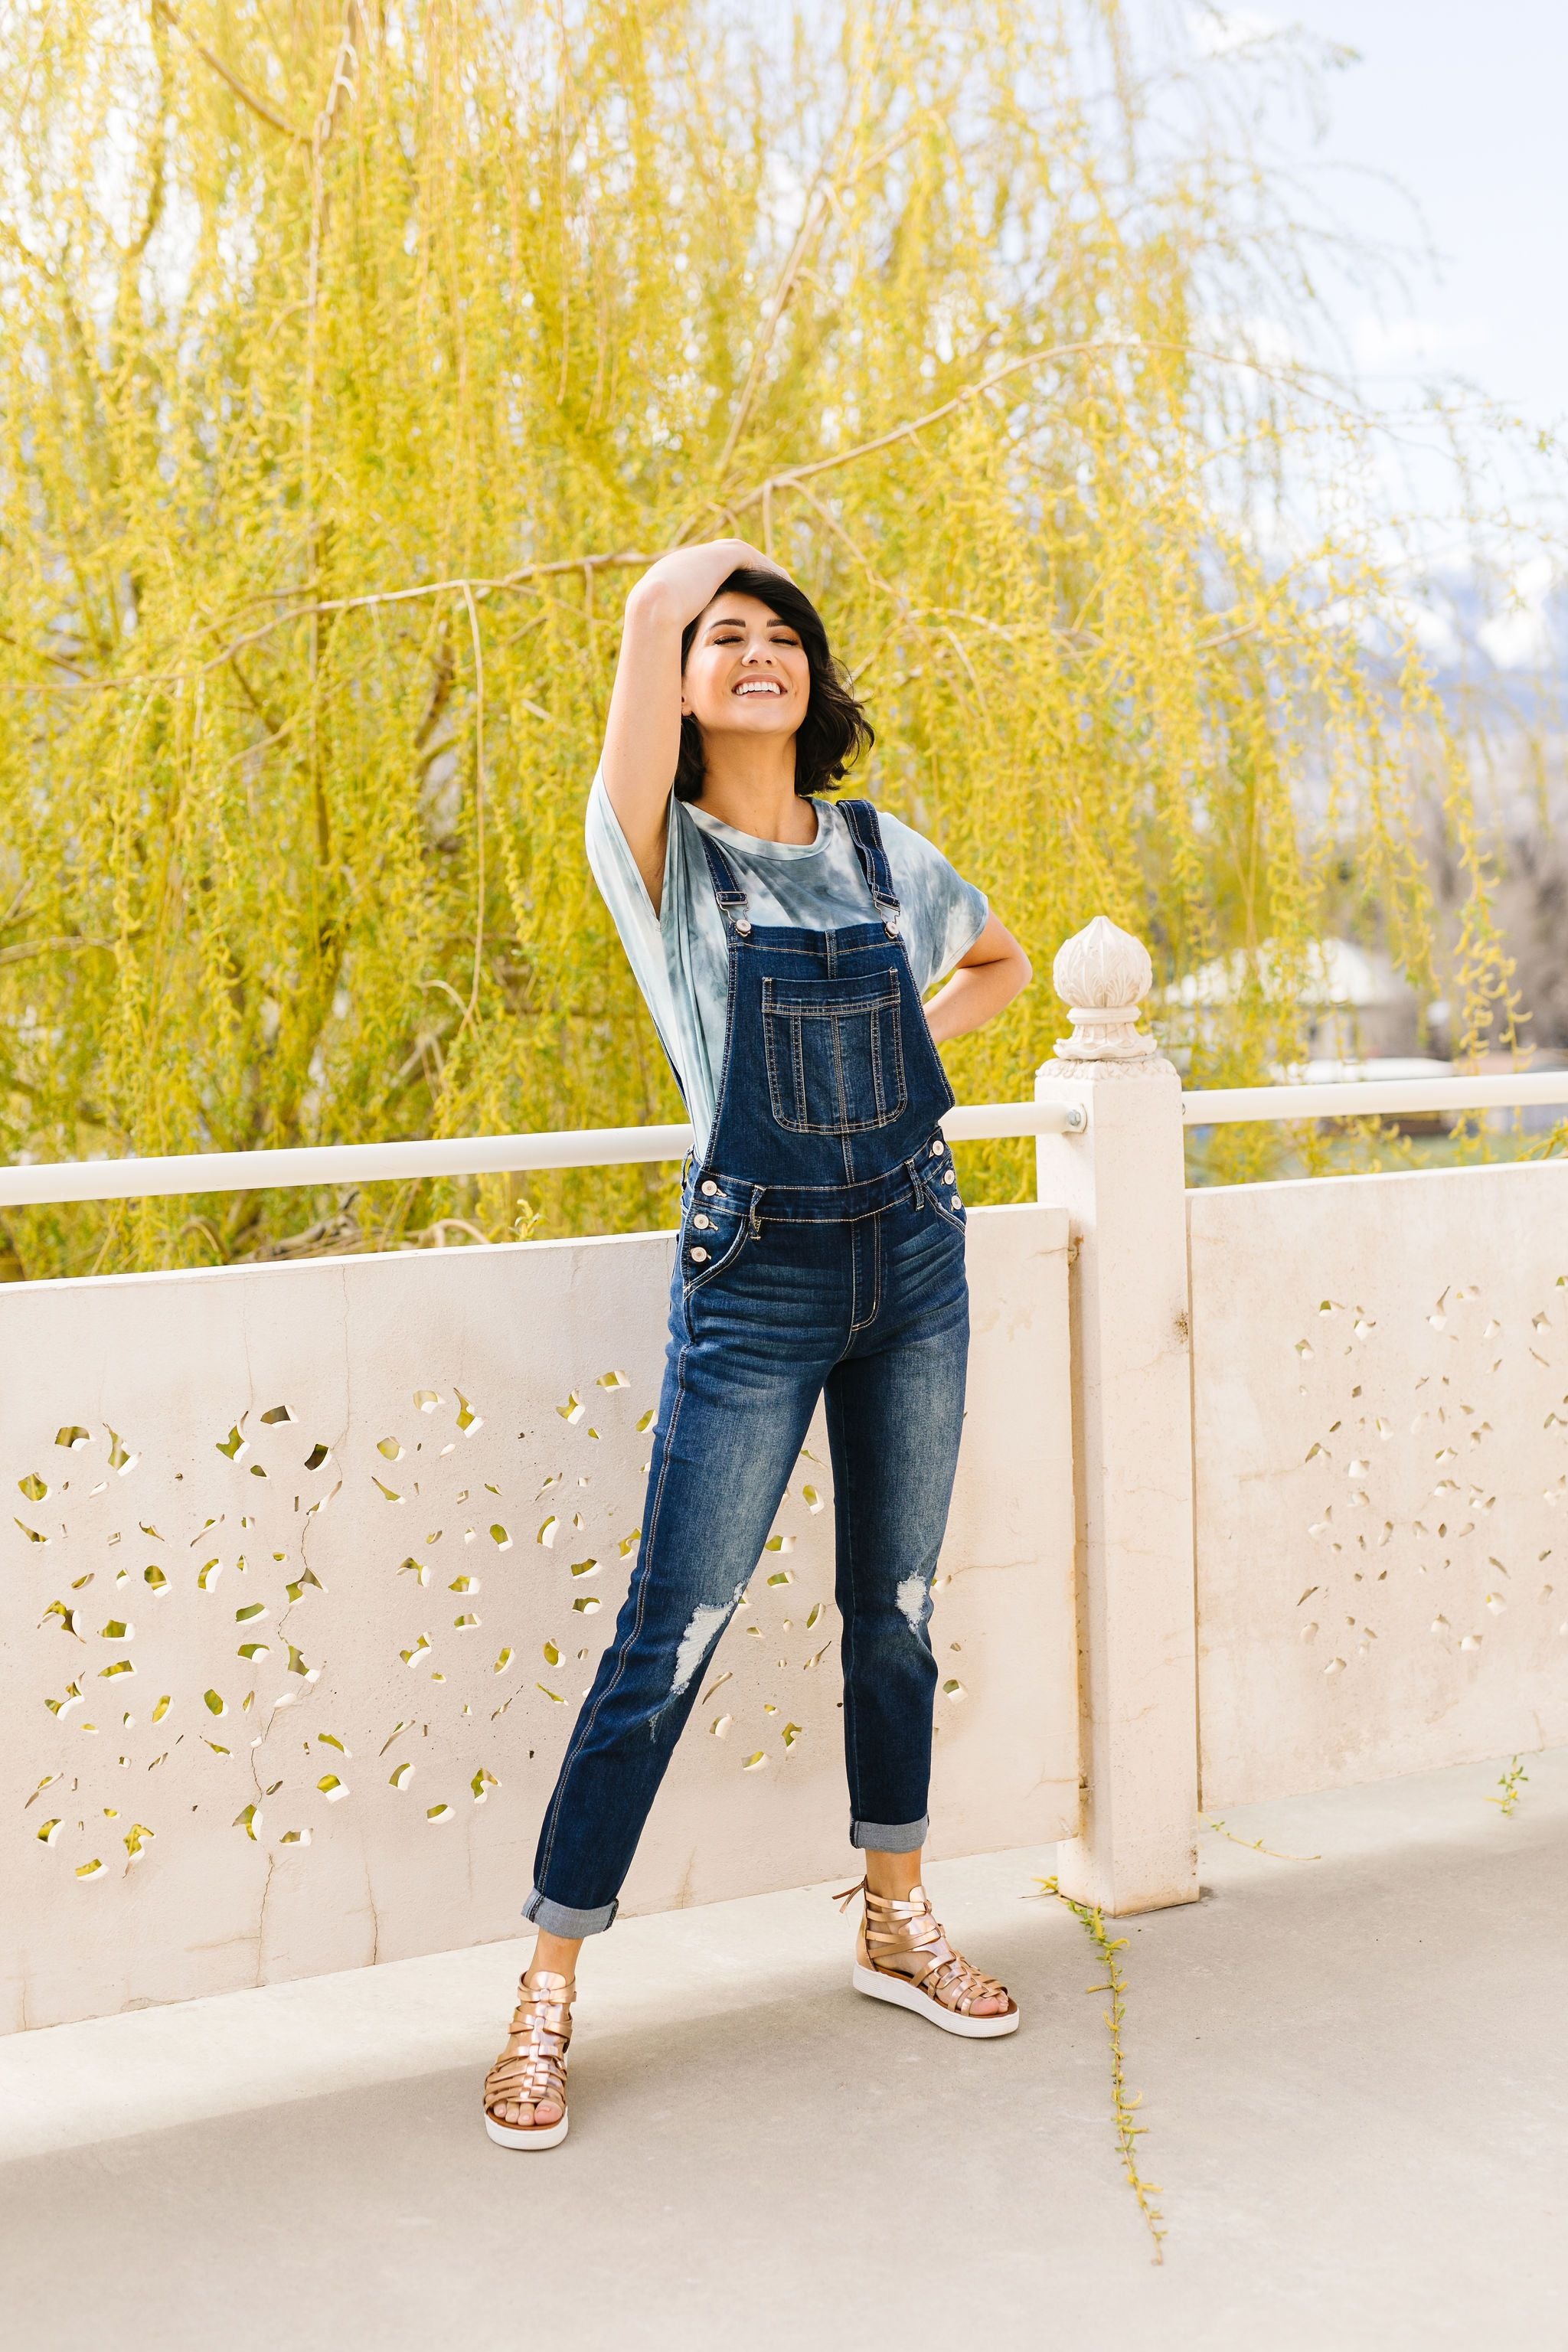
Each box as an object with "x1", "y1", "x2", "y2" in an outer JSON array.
[{"x1": 733, "y1": 678, "x2": 785, "y2": 697}]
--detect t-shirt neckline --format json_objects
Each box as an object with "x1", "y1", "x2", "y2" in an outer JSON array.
[{"x1": 686, "y1": 797, "x2": 829, "y2": 859}]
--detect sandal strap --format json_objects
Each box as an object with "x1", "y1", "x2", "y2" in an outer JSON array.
[
  {"x1": 834, "y1": 1877, "x2": 1011, "y2": 2016},
  {"x1": 484, "y1": 1969, "x2": 575, "y2": 2115}
]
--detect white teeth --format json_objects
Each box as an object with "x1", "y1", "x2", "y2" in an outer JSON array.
[{"x1": 734, "y1": 680, "x2": 782, "y2": 695}]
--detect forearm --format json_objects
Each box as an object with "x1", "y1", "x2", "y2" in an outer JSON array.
[
  {"x1": 923, "y1": 946, "x2": 1031, "y2": 1046},
  {"x1": 599, "y1": 540, "x2": 787, "y2": 906}
]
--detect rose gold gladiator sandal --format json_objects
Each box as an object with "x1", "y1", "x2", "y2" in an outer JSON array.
[
  {"x1": 836, "y1": 1878, "x2": 1019, "y2": 2040},
  {"x1": 482, "y1": 1969, "x2": 575, "y2": 2150}
]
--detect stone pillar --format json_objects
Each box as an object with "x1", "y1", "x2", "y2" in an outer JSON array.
[{"x1": 1035, "y1": 916, "x2": 1200, "y2": 1914}]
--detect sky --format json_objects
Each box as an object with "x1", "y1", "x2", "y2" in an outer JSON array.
[{"x1": 1219, "y1": 1, "x2": 1568, "y2": 433}]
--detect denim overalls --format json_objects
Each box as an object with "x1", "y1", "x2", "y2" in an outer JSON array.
[{"x1": 525, "y1": 802, "x2": 970, "y2": 1935}]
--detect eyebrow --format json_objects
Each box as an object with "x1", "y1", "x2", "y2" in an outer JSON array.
[{"x1": 704, "y1": 616, "x2": 799, "y2": 635}]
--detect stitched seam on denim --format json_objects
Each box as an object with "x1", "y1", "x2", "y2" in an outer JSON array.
[
  {"x1": 760, "y1": 997, "x2": 789, "y2": 1129},
  {"x1": 848, "y1": 1210, "x2": 881, "y2": 1336},
  {"x1": 701, "y1": 925, "x2": 744, "y2": 1178},
  {"x1": 922, "y1": 1167, "x2": 965, "y2": 1232},
  {"x1": 825, "y1": 1376, "x2": 865, "y2": 1825},
  {"x1": 761, "y1": 1009, "x2": 908, "y2": 1135},
  {"x1": 766, "y1": 991, "x2": 900, "y2": 1015},
  {"x1": 840, "y1": 799, "x2": 900, "y2": 918},
  {"x1": 685, "y1": 1204, "x2": 755, "y2": 1290},
  {"x1": 725, "y1": 937, "x2": 876, "y2": 956},
  {"x1": 760, "y1": 1014, "x2": 906, "y2": 1135},
  {"x1": 830, "y1": 1000, "x2": 849, "y2": 1132},
  {"x1": 533, "y1": 1297, "x2": 694, "y2": 1899},
  {"x1": 761, "y1": 979, "x2": 900, "y2": 1012},
  {"x1": 697, "y1": 826, "x2": 748, "y2": 910}
]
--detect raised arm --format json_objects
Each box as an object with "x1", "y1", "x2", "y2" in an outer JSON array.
[{"x1": 600, "y1": 537, "x2": 788, "y2": 910}]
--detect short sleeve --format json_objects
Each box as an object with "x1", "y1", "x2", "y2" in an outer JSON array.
[
  {"x1": 583, "y1": 771, "x2": 688, "y2": 1073},
  {"x1": 873, "y1": 808, "x2": 989, "y2": 995}
]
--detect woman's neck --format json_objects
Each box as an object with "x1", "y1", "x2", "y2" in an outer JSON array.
[{"x1": 694, "y1": 742, "x2": 818, "y2": 844}]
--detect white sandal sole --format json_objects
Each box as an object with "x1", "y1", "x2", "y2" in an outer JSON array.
[
  {"x1": 484, "y1": 2109, "x2": 570, "y2": 2151},
  {"x1": 852, "y1": 1961, "x2": 1020, "y2": 2039}
]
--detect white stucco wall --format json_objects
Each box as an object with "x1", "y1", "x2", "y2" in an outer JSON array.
[
  {"x1": 2, "y1": 1204, "x2": 1075, "y2": 2032},
  {"x1": 1191, "y1": 1159, "x2": 1568, "y2": 1806}
]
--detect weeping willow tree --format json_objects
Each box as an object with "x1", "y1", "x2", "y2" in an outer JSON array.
[{"x1": 0, "y1": 0, "x2": 1546, "y2": 1277}]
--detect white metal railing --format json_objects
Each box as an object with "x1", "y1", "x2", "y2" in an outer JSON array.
[
  {"x1": 0, "y1": 1098, "x2": 1089, "y2": 1210},
  {"x1": 0, "y1": 1074, "x2": 1562, "y2": 1213},
  {"x1": 1181, "y1": 1072, "x2": 1568, "y2": 1125}
]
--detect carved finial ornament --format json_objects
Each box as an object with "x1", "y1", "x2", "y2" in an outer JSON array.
[{"x1": 1053, "y1": 915, "x2": 1157, "y2": 1061}]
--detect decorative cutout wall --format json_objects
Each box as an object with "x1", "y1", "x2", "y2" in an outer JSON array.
[
  {"x1": 3, "y1": 1207, "x2": 1075, "y2": 2032},
  {"x1": 1191, "y1": 1160, "x2": 1568, "y2": 1805}
]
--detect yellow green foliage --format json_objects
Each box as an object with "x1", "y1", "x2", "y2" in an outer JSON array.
[{"x1": 0, "y1": 1, "x2": 1535, "y2": 1273}]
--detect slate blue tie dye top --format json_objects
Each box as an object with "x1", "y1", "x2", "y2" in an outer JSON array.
[{"x1": 586, "y1": 773, "x2": 990, "y2": 1159}]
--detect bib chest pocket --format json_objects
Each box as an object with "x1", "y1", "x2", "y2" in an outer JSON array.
[{"x1": 762, "y1": 969, "x2": 907, "y2": 1135}]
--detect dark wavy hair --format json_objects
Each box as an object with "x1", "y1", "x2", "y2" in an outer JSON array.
[{"x1": 673, "y1": 567, "x2": 874, "y2": 802}]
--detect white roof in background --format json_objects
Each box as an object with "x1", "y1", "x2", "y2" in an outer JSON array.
[{"x1": 1166, "y1": 937, "x2": 1410, "y2": 1010}]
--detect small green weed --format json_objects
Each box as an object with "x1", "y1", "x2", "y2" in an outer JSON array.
[
  {"x1": 1037, "y1": 1876, "x2": 1167, "y2": 2263},
  {"x1": 1487, "y1": 1757, "x2": 1529, "y2": 1818},
  {"x1": 1204, "y1": 1816, "x2": 1320, "y2": 1861}
]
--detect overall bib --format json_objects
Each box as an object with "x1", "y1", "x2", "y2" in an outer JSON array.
[{"x1": 526, "y1": 802, "x2": 970, "y2": 1935}]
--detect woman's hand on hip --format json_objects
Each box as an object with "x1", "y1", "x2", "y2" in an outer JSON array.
[{"x1": 923, "y1": 916, "x2": 1033, "y2": 1047}]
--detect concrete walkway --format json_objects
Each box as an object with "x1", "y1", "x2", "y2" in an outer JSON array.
[{"x1": 5, "y1": 1747, "x2": 1566, "y2": 2351}]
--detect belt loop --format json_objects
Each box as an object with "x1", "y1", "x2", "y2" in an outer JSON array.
[{"x1": 748, "y1": 1187, "x2": 764, "y2": 1238}]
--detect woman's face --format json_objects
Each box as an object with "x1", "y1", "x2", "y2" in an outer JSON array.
[{"x1": 679, "y1": 592, "x2": 811, "y2": 747}]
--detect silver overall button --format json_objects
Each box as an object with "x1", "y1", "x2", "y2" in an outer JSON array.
[
  {"x1": 689, "y1": 1246, "x2": 709, "y2": 1263},
  {"x1": 692, "y1": 1214, "x2": 713, "y2": 1230},
  {"x1": 942, "y1": 1168, "x2": 956, "y2": 1184},
  {"x1": 735, "y1": 917, "x2": 753, "y2": 936},
  {"x1": 929, "y1": 1139, "x2": 944, "y2": 1156},
  {"x1": 700, "y1": 1179, "x2": 718, "y2": 1196}
]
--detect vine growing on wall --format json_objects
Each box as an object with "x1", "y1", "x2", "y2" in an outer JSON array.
[{"x1": 0, "y1": 0, "x2": 1553, "y2": 1276}]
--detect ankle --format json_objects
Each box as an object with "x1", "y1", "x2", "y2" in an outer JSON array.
[
  {"x1": 862, "y1": 1848, "x2": 923, "y2": 1903},
  {"x1": 529, "y1": 1929, "x2": 583, "y2": 1983}
]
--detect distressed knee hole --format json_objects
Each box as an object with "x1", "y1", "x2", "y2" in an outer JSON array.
[
  {"x1": 896, "y1": 1574, "x2": 930, "y2": 1635},
  {"x1": 668, "y1": 1582, "x2": 747, "y2": 1699}
]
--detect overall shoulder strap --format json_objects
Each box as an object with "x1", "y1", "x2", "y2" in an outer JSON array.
[
  {"x1": 694, "y1": 822, "x2": 750, "y2": 923},
  {"x1": 835, "y1": 799, "x2": 901, "y2": 927}
]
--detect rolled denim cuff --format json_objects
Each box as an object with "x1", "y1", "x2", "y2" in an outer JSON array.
[
  {"x1": 849, "y1": 1814, "x2": 929, "y2": 1854},
  {"x1": 522, "y1": 1886, "x2": 619, "y2": 1937}
]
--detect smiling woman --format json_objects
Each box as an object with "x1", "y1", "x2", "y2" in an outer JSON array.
[
  {"x1": 672, "y1": 567, "x2": 875, "y2": 807},
  {"x1": 483, "y1": 533, "x2": 1030, "y2": 2151}
]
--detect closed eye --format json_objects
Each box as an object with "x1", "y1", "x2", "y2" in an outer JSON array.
[{"x1": 705, "y1": 625, "x2": 801, "y2": 645}]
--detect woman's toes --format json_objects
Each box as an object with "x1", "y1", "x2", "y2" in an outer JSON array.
[{"x1": 532, "y1": 2096, "x2": 563, "y2": 2126}]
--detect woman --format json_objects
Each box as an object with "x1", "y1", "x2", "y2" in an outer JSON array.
[{"x1": 484, "y1": 539, "x2": 1033, "y2": 2149}]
